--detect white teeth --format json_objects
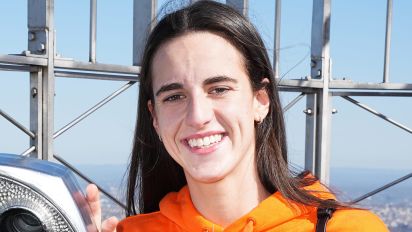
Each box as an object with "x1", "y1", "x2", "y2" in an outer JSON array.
[
  {"x1": 203, "y1": 136, "x2": 210, "y2": 146},
  {"x1": 188, "y1": 134, "x2": 223, "y2": 148},
  {"x1": 209, "y1": 135, "x2": 216, "y2": 143},
  {"x1": 196, "y1": 138, "x2": 204, "y2": 146}
]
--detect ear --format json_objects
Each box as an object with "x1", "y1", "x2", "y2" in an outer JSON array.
[
  {"x1": 147, "y1": 100, "x2": 160, "y2": 133},
  {"x1": 254, "y1": 78, "x2": 270, "y2": 122}
]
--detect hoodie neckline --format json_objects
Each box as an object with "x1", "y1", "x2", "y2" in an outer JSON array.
[{"x1": 159, "y1": 183, "x2": 333, "y2": 232}]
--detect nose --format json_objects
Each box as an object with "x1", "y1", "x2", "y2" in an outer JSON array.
[{"x1": 185, "y1": 93, "x2": 213, "y2": 129}]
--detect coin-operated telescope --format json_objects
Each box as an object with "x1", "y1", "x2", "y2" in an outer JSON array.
[{"x1": 0, "y1": 153, "x2": 97, "y2": 232}]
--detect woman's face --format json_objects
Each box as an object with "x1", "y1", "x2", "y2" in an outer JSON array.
[{"x1": 149, "y1": 32, "x2": 269, "y2": 184}]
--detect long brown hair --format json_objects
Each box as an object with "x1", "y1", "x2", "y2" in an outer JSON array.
[{"x1": 126, "y1": 0, "x2": 345, "y2": 216}]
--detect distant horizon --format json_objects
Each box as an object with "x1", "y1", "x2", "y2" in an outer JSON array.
[{"x1": 73, "y1": 162, "x2": 411, "y2": 172}]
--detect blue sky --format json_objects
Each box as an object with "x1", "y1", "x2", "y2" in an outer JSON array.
[{"x1": 1, "y1": 0, "x2": 411, "y2": 172}]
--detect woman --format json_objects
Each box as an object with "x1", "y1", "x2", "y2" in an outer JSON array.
[{"x1": 87, "y1": 1, "x2": 388, "y2": 231}]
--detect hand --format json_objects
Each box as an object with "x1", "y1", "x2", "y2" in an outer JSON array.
[{"x1": 86, "y1": 184, "x2": 119, "y2": 232}]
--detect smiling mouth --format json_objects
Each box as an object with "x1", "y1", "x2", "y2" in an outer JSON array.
[{"x1": 187, "y1": 134, "x2": 223, "y2": 148}]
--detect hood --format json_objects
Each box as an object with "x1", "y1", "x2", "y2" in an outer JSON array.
[{"x1": 159, "y1": 181, "x2": 335, "y2": 231}]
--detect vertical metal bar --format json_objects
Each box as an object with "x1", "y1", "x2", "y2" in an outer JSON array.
[
  {"x1": 227, "y1": 0, "x2": 249, "y2": 17},
  {"x1": 273, "y1": 0, "x2": 281, "y2": 79},
  {"x1": 306, "y1": 0, "x2": 332, "y2": 184},
  {"x1": 28, "y1": 0, "x2": 55, "y2": 161},
  {"x1": 30, "y1": 70, "x2": 43, "y2": 158},
  {"x1": 89, "y1": 0, "x2": 97, "y2": 63},
  {"x1": 133, "y1": 0, "x2": 157, "y2": 66},
  {"x1": 28, "y1": 1, "x2": 47, "y2": 55},
  {"x1": 304, "y1": 93, "x2": 317, "y2": 174},
  {"x1": 43, "y1": 0, "x2": 55, "y2": 161},
  {"x1": 383, "y1": 0, "x2": 392, "y2": 83},
  {"x1": 315, "y1": 90, "x2": 332, "y2": 184},
  {"x1": 311, "y1": 0, "x2": 331, "y2": 78}
]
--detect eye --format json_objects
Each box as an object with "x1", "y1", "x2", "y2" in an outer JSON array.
[
  {"x1": 209, "y1": 87, "x2": 230, "y2": 95},
  {"x1": 163, "y1": 94, "x2": 185, "y2": 103}
]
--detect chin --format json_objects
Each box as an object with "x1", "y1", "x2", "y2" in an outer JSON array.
[{"x1": 187, "y1": 170, "x2": 227, "y2": 184}]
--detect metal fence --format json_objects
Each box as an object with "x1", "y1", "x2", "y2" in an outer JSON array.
[{"x1": 1, "y1": 0, "x2": 411, "y2": 210}]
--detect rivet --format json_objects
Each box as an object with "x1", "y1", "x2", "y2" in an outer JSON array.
[
  {"x1": 310, "y1": 59, "x2": 317, "y2": 68},
  {"x1": 303, "y1": 108, "x2": 313, "y2": 115},
  {"x1": 38, "y1": 43, "x2": 45, "y2": 52},
  {"x1": 32, "y1": 88, "x2": 38, "y2": 98},
  {"x1": 29, "y1": 32, "x2": 36, "y2": 41}
]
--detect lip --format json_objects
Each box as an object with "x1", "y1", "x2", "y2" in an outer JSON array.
[{"x1": 182, "y1": 131, "x2": 226, "y2": 155}]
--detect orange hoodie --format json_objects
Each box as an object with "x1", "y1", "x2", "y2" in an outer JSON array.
[{"x1": 118, "y1": 183, "x2": 388, "y2": 232}]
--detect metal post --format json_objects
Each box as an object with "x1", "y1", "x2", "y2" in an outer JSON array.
[
  {"x1": 383, "y1": 0, "x2": 392, "y2": 83},
  {"x1": 227, "y1": 0, "x2": 249, "y2": 17},
  {"x1": 30, "y1": 70, "x2": 43, "y2": 159},
  {"x1": 304, "y1": 93, "x2": 317, "y2": 174},
  {"x1": 28, "y1": 0, "x2": 55, "y2": 161},
  {"x1": 305, "y1": 0, "x2": 332, "y2": 184},
  {"x1": 133, "y1": 0, "x2": 157, "y2": 66},
  {"x1": 314, "y1": 89, "x2": 332, "y2": 184},
  {"x1": 273, "y1": 0, "x2": 281, "y2": 79},
  {"x1": 89, "y1": 0, "x2": 97, "y2": 63}
]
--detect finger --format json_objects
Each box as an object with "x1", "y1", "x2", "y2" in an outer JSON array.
[
  {"x1": 86, "y1": 184, "x2": 102, "y2": 229},
  {"x1": 102, "y1": 216, "x2": 119, "y2": 232}
]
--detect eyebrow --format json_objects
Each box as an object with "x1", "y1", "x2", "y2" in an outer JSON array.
[
  {"x1": 155, "y1": 75, "x2": 238, "y2": 97},
  {"x1": 155, "y1": 83, "x2": 183, "y2": 96},
  {"x1": 203, "y1": 75, "x2": 238, "y2": 85}
]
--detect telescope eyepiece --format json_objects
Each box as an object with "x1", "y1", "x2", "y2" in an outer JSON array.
[{"x1": 0, "y1": 208, "x2": 45, "y2": 232}]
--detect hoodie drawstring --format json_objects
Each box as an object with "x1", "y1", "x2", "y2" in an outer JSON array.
[{"x1": 242, "y1": 218, "x2": 255, "y2": 232}]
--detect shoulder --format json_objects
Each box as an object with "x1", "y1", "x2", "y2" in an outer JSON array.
[
  {"x1": 328, "y1": 208, "x2": 389, "y2": 231},
  {"x1": 117, "y1": 211, "x2": 178, "y2": 232}
]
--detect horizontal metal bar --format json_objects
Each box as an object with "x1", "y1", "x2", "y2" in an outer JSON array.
[
  {"x1": 0, "y1": 54, "x2": 47, "y2": 66},
  {"x1": 0, "y1": 109, "x2": 36, "y2": 139},
  {"x1": 53, "y1": 81, "x2": 136, "y2": 139},
  {"x1": 4, "y1": 54, "x2": 408, "y2": 91},
  {"x1": 0, "y1": 64, "x2": 39, "y2": 72},
  {"x1": 53, "y1": 154, "x2": 126, "y2": 210},
  {"x1": 351, "y1": 172, "x2": 412, "y2": 203},
  {"x1": 55, "y1": 70, "x2": 138, "y2": 82},
  {"x1": 55, "y1": 58, "x2": 140, "y2": 75},
  {"x1": 342, "y1": 96, "x2": 412, "y2": 134},
  {"x1": 0, "y1": 55, "x2": 140, "y2": 75},
  {"x1": 21, "y1": 146, "x2": 36, "y2": 156},
  {"x1": 330, "y1": 80, "x2": 412, "y2": 90},
  {"x1": 283, "y1": 93, "x2": 305, "y2": 112},
  {"x1": 278, "y1": 86, "x2": 316, "y2": 93},
  {"x1": 278, "y1": 79, "x2": 324, "y2": 89},
  {"x1": 278, "y1": 79, "x2": 412, "y2": 90},
  {"x1": 332, "y1": 91, "x2": 412, "y2": 97}
]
